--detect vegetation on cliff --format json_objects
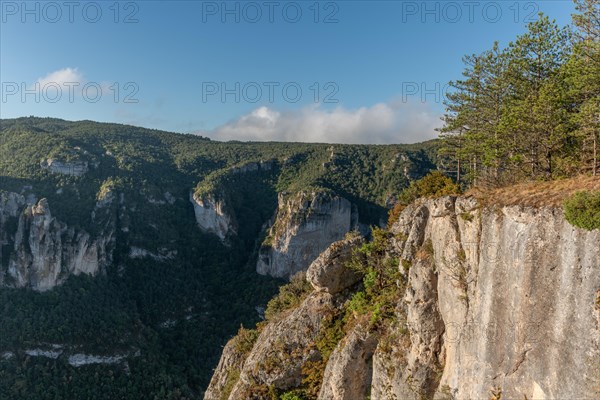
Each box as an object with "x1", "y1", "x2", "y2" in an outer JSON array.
[
  {"x1": 564, "y1": 190, "x2": 600, "y2": 230},
  {"x1": 219, "y1": 228, "x2": 406, "y2": 400}
]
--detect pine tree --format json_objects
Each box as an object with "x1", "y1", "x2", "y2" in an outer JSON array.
[
  {"x1": 569, "y1": 0, "x2": 600, "y2": 175},
  {"x1": 438, "y1": 43, "x2": 510, "y2": 186},
  {"x1": 572, "y1": 0, "x2": 600, "y2": 53},
  {"x1": 501, "y1": 14, "x2": 571, "y2": 179},
  {"x1": 439, "y1": 7, "x2": 597, "y2": 185}
]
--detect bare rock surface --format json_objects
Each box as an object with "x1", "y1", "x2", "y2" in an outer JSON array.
[
  {"x1": 0, "y1": 193, "x2": 114, "y2": 291},
  {"x1": 257, "y1": 191, "x2": 355, "y2": 279},
  {"x1": 306, "y1": 234, "x2": 363, "y2": 294},
  {"x1": 317, "y1": 326, "x2": 377, "y2": 400}
]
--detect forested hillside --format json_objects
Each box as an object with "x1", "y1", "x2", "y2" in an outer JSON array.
[{"x1": 0, "y1": 117, "x2": 437, "y2": 399}]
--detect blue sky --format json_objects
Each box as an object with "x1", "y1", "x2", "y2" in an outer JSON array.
[{"x1": 0, "y1": 0, "x2": 575, "y2": 143}]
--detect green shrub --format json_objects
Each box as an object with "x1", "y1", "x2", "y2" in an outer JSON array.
[
  {"x1": 265, "y1": 272, "x2": 312, "y2": 321},
  {"x1": 220, "y1": 369, "x2": 241, "y2": 400},
  {"x1": 346, "y1": 291, "x2": 369, "y2": 317},
  {"x1": 233, "y1": 325, "x2": 260, "y2": 355},
  {"x1": 369, "y1": 303, "x2": 383, "y2": 327},
  {"x1": 397, "y1": 171, "x2": 461, "y2": 205},
  {"x1": 423, "y1": 239, "x2": 434, "y2": 256},
  {"x1": 563, "y1": 191, "x2": 600, "y2": 230},
  {"x1": 280, "y1": 392, "x2": 305, "y2": 400},
  {"x1": 387, "y1": 203, "x2": 406, "y2": 227},
  {"x1": 401, "y1": 259, "x2": 412, "y2": 273},
  {"x1": 344, "y1": 227, "x2": 403, "y2": 331},
  {"x1": 300, "y1": 313, "x2": 345, "y2": 397},
  {"x1": 460, "y1": 211, "x2": 474, "y2": 222}
]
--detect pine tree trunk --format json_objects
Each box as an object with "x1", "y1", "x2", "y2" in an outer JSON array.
[{"x1": 594, "y1": 133, "x2": 597, "y2": 176}]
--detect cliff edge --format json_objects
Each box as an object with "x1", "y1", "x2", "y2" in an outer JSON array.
[{"x1": 206, "y1": 193, "x2": 600, "y2": 399}]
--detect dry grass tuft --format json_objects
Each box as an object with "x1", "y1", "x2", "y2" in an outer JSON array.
[{"x1": 465, "y1": 175, "x2": 600, "y2": 208}]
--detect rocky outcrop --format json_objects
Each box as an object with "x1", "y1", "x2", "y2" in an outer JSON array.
[
  {"x1": 128, "y1": 246, "x2": 176, "y2": 261},
  {"x1": 68, "y1": 353, "x2": 127, "y2": 367},
  {"x1": 190, "y1": 192, "x2": 235, "y2": 241},
  {"x1": 230, "y1": 292, "x2": 334, "y2": 398},
  {"x1": 0, "y1": 193, "x2": 114, "y2": 291},
  {"x1": 205, "y1": 292, "x2": 335, "y2": 400},
  {"x1": 203, "y1": 339, "x2": 248, "y2": 400},
  {"x1": 191, "y1": 161, "x2": 275, "y2": 241},
  {"x1": 306, "y1": 234, "x2": 363, "y2": 294},
  {"x1": 371, "y1": 235, "x2": 445, "y2": 399},
  {"x1": 205, "y1": 236, "x2": 363, "y2": 400},
  {"x1": 208, "y1": 195, "x2": 600, "y2": 399},
  {"x1": 318, "y1": 326, "x2": 378, "y2": 400},
  {"x1": 5, "y1": 343, "x2": 135, "y2": 368},
  {"x1": 40, "y1": 158, "x2": 88, "y2": 176},
  {"x1": 0, "y1": 191, "x2": 28, "y2": 219},
  {"x1": 230, "y1": 160, "x2": 274, "y2": 174},
  {"x1": 257, "y1": 191, "x2": 356, "y2": 279}
]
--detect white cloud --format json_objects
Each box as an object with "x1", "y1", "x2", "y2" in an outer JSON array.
[
  {"x1": 201, "y1": 100, "x2": 442, "y2": 144},
  {"x1": 31, "y1": 68, "x2": 119, "y2": 102},
  {"x1": 35, "y1": 67, "x2": 84, "y2": 87}
]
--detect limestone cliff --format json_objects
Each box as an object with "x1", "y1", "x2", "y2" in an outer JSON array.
[
  {"x1": 206, "y1": 195, "x2": 600, "y2": 399},
  {"x1": 205, "y1": 235, "x2": 362, "y2": 400},
  {"x1": 190, "y1": 192, "x2": 235, "y2": 241},
  {"x1": 40, "y1": 158, "x2": 88, "y2": 176},
  {"x1": 190, "y1": 161, "x2": 274, "y2": 241},
  {"x1": 0, "y1": 192, "x2": 114, "y2": 291},
  {"x1": 257, "y1": 191, "x2": 357, "y2": 279},
  {"x1": 375, "y1": 196, "x2": 599, "y2": 399}
]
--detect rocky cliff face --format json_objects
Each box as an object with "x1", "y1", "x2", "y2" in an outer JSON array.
[
  {"x1": 0, "y1": 192, "x2": 114, "y2": 291},
  {"x1": 206, "y1": 196, "x2": 600, "y2": 399},
  {"x1": 190, "y1": 192, "x2": 235, "y2": 241},
  {"x1": 378, "y1": 196, "x2": 599, "y2": 399},
  {"x1": 205, "y1": 235, "x2": 362, "y2": 400},
  {"x1": 40, "y1": 158, "x2": 88, "y2": 176},
  {"x1": 190, "y1": 161, "x2": 275, "y2": 241},
  {"x1": 257, "y1": 191, "x2": 357, "y2": 280}
]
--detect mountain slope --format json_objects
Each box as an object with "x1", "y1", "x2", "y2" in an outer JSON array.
[{"x1": 0, "y1": 117, "x2": 438, "y2": 398}]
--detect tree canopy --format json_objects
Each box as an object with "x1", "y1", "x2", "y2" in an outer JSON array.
[{"x1": 439, "y1": 1, "x2": 600, "y2": 186}]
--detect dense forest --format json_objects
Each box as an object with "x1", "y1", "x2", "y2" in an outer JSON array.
[{"x1": 439, "y1": 0, "x2": 599, "y2": 186}]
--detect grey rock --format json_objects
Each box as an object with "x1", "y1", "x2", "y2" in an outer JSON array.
[
  {"x1": 203, "y1": 339, "x2": 248, "y2": 400},
  {"x1": 257, "y1": 191, "x2": 355, "y2": 280},
  {"x1": 190, "y1": 192, "x2": 235, "y2": 241},
  {"x1": 382, "y1": 196, "x2": 600, "y2": 399},
  {"x1": 233, "y1": 292, "x2": 334, "y2": 395},
  {"x1": 208, "y1": 194, "x2": 600, "y2": 399},
  {"x1": 318, "y1": 326, "x2": 378, "y2": 400},
  {"x1": 40, "y1": 159, "x2": 88, "y2": 176},
  {"x1": 1, "y1": 194, "x2": 114, "y2": 291},
  {"x1": 306, "y1": 234, "x2": 363, "y2": 294}
]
